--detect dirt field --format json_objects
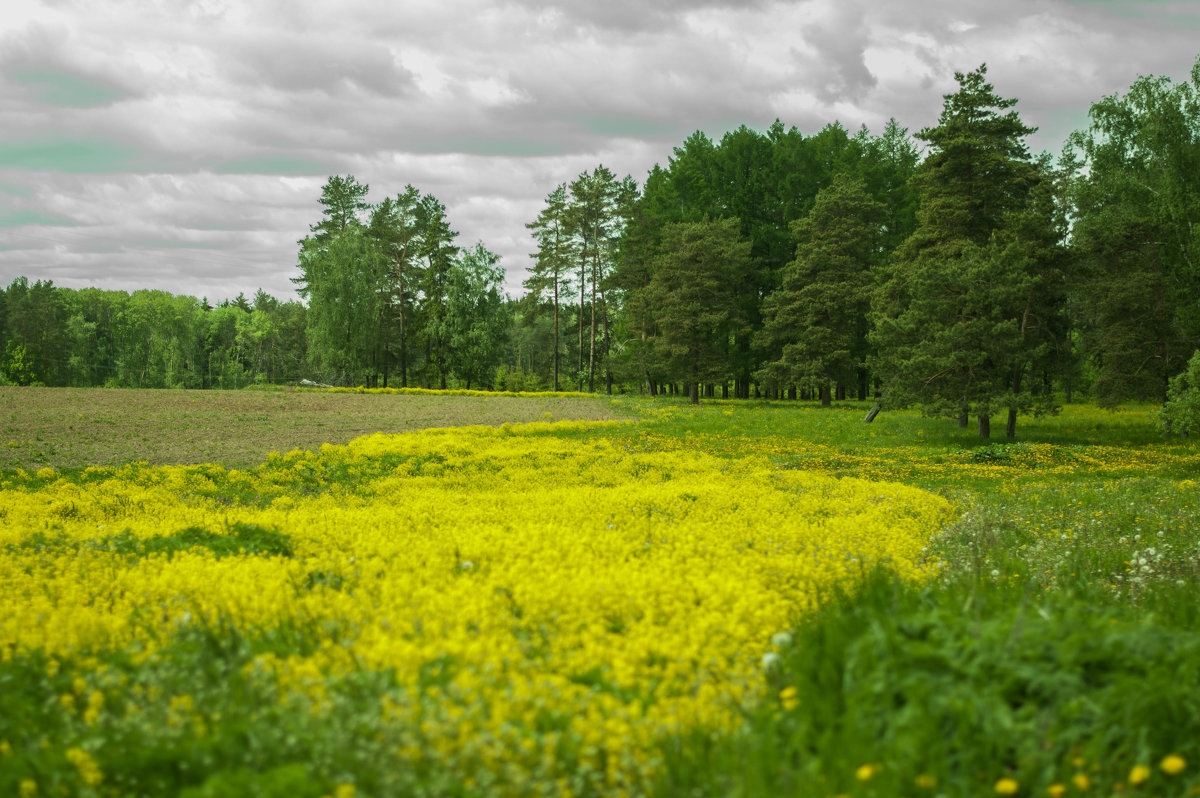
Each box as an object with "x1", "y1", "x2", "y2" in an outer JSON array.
[{"x1": 0, "y1": 387, "x2": 633, "y2": 470}]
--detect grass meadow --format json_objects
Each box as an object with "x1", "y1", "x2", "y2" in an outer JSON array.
[{"x1": 1, "y1": 387, "x2": 1198, "y2": 797}]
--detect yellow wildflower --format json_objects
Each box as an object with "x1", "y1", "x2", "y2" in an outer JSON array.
[
  {"x1": 914, "y1": 773, "x2": 937, "y2": 789},
  {"x1": 65, "y1": 747, "x2": 103, "y2": 787},
  {"x1": 995, "y1": 776, "x2": 1019, "y2": 795},
  {"x1": 19, "y1": 779, "x2": 37, "y2": 798},
  {"x1": 334, "y1": 785, "x2": 356, "y2": 798},
  {"x1": 83, "y1": 691, "x2": 105, "y2": 726},
  {"x1": 1072, "y1": 772, "x2": 1090, "y2": 790},
  {"x1": 856, "y1": 764, "x2": 877, "y2": 781},
  {"x1": 778, "y1": 686, "x2": 799, "y2": 710},
  {"x1": 1129, "y1": 764, "x2": 1151, "y2": 785},
  {"x1": 1047, "y1": 783, "x2": 1066, "y2": 797},
  {"x1": 1161, "y1": 754, "x2": 1186, "y2": 775}
]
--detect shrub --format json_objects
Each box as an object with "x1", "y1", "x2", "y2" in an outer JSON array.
[{"x1": 1159, "y1": 350, "x2": 1200, "y2": 436}]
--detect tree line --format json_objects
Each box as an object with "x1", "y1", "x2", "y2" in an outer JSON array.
[
  {"x1": 0, "y1": 280, "x2": 306, "y2": 389},
  {"x1": 518, "y1": 60, "x2": 1200, "y2": 436},
  {"x1": 2, "y1": 59, "x2": 1198, "y2": 438}
]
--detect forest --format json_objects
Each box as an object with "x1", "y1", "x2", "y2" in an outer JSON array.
[{"x1": 2, "y1": 62, "x2": 1198, "y2": 437}]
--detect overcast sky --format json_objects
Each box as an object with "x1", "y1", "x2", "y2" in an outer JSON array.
[{"x1": 2, "y1": 0, "x2": 1198, "y2": 303}]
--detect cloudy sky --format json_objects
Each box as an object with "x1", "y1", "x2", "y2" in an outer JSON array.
[{"x1": 2, "y1": 0, "x2": 1198, "y2": 303}]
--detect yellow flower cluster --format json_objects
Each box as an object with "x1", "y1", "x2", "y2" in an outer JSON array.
[{"x1": 0, "y1": 422, "x2": 951, "y2": 792}]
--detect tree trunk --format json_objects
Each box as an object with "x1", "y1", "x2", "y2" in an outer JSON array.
[
  {"x1": 978, "y1": 414, "x2": 991, "y2": 438},
  {"x1": 864, "y1": 403, "x2": 882, "y2": 423},
  {"x1": 552, "y1": 275, "x2": 560, "y2": 392},
  {"x1": 820, "y1": 384, "x2": 832, "y2": 407},
  {"x1": 397, "y1": 263, "x2": 408, "y2": 388},
  {"x1": 588, "y1": 235, "x2": 599, "y2": 393},
  {"x1": 578, "y1": 254, "x2": 585, "y2": 391},
  {"x1": 1007, "y1": 366, "x2": 1023, "y2": 439},
  {"x1": 958, "y1": 410, "x2": 969, "y2": 427},
  {"x1": 689, "y1": 380, "x2": 699, "y2": 404}
]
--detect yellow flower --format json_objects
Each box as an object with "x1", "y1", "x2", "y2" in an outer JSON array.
[
  {"x1": 1129, "y1": 764, "x2": 1151, "y2": 785},
  {"x1": 856, "y1": 764, "x2": 877, "y2": 781},
  {"x1": 18, "y1": 779, "x2": 37, "y2": 798},
  {"x1": 334, "y1": 785, "x2": 356, "y2": 798},
  {"x1": 778, "y1": 686, "x2": 799, "y2": 710},
  {"x1": 1161, "y1": 754, "x2": 1186, "y2": 775},
  {"x1": 1047, "y1": 783, "x2": 1066, "y2": 797},
  {"x1": 65, "y1": 747, "x2": 103, "y2": 787},
  {"x1": 995, "y1": 776, "x2": 1020, "y2": 795},
  {"x1": 83, "y1": 690, "x2": 105, "y2": 726},
  {"x1": 1071, "y1": 772, "x2": 1090, "y2": 790},
  {"x1": 914, "y1": 774, "x2": 937, "y2": 789}
]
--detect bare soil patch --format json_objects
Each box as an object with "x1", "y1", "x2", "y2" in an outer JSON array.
[{"x1": 0, "y1": 387, "x2": 632, "y2": 470}]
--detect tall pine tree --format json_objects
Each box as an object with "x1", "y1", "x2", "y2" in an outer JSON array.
[{"x1": 871, "y1": 65, "x2": 1067, "y2": 437}]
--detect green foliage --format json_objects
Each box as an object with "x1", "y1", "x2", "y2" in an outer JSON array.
[
  {"x1": 655, "y1": 569, "x2": 1200, "y2": 797},
  {"x1": 294, "y1": 177, "x2": 517, "y2": 391},
  {"x1": 871, "y1": 66, "x2": 1067, "y2": 437},
  {"x1": 0, "y1": 279, "x2": 307, "y2": 389},
  {"x1": 523, "y1": 183, "x2": 575, "y2": 391},
  {"x1": 440, "y1": 243, "x2": 510, "y2": 389},
  {"x1": 643, "y1": 219, "x2": 753, "y2": 402},
  {"x1": 298, "y1": 225, "x2": 390, "y2": 386},
  {"x1": 7, "y1": 523, "x2": 294, "y2": 560},
  {"x1": 756, "y1": 174, "x2": 884, "y2": 403},
  {"x1": 1067, "y1": 58, "x2": 1200, "y2": 404},
  {"x1": 1160, "y1": 349, "x2": 1200, "y2": 435},
  {"x1": 1, "y1": 340, "x2": 37, "y2": 386}
]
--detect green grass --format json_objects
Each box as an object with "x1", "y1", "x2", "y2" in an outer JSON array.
[{"x1": 598, "y1": 397, "x2": 1200, "y2": 796}]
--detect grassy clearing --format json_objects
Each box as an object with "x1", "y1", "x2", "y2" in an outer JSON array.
[{"x1": 0, "y1": 386, "x2": 632, "y2": 470}]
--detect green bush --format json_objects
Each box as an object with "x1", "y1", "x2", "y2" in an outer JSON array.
[
  {"x1": 654, "y1": 569, "x2": 1200, "y2": 797},
  {"x1": 1160, "y1": 350, "x2": 1200, "y2": 436}
]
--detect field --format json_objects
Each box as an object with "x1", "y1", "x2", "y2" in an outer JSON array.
[
  {"x1": 2, "y1": 388, "x2": 1199, "y2": 797},
  {"x1": 0, "y1": 387, "x2": 631, "y2": 470}
]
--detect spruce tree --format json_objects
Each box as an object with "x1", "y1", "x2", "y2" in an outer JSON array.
[
  {"x1": 871, "y1": 65, "x2": 1067, "y2": 438},
  {"x1": 756, "y1": 174, "x2": 884, "y2": 405},
  {"x1": 646, "y1": 219, "x2": 751, "y2": 403}
]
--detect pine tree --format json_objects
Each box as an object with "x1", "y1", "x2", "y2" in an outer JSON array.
[
  {"x1": 870, "y1": 65, "x2": 1066, "y2": 438},
  {"x1": 756, "y1": 174, "x2": 884, "y2": 405},
  {"x1": 524, "y1": 184, "x2": 574, "y2": 391},
  {"x1": 646, "y1": 219, "x2": 752, "y2": 403}
]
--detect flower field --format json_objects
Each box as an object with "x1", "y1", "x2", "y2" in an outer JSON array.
[
  {"x1": 1, "y1": 418, "x2": 951, "y2": 797},
  {"x1": 4, "y1": 393, "x2": 1200, "y2": 797}
]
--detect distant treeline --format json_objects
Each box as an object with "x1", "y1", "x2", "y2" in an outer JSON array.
[{"x1": 0, "y1": 281, "x2": 307, "y2": 389}]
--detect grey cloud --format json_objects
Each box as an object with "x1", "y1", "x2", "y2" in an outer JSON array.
[
  {"x1": 511, "y1": 0, "x2": 773, "y2": 32},
  {"x1": 0, "y1": 23, "x2": 141, "y2": 110},
  {"x1": 218, "y1": 32, "x2": 417, "y2": 99},
  {"x1": 799, "y1": 2, "x2": 878, "y2": 103}
]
